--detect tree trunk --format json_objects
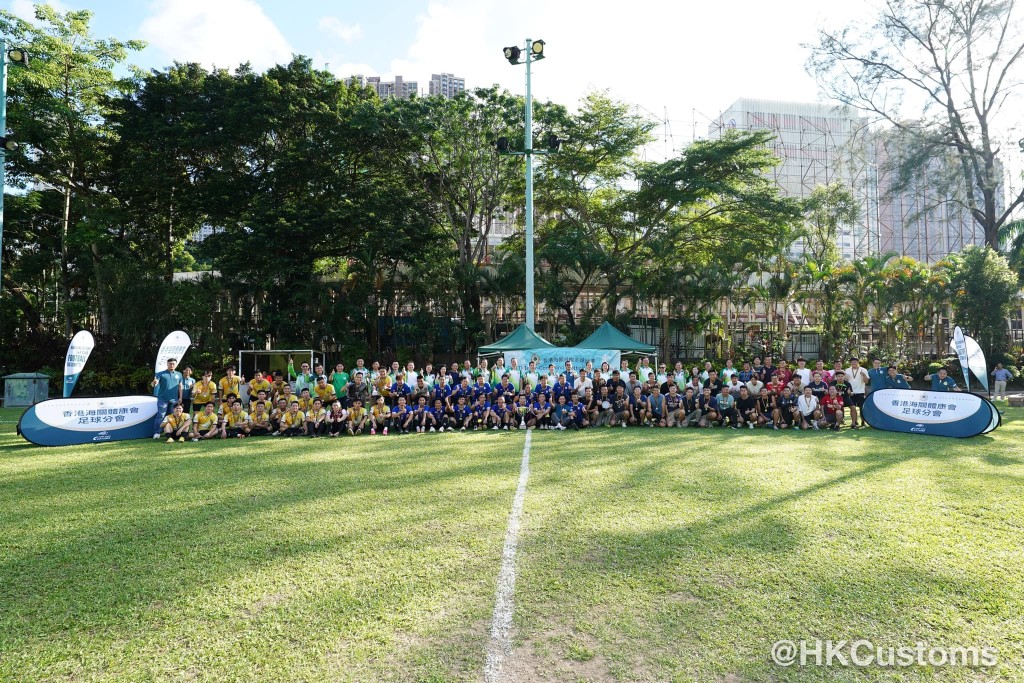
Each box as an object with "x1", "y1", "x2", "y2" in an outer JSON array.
[
  {"x1": 61, "y1": 179, "x2": 74, "y2": 339},
  {"x1": 90, "y1": 243, "x2": 111, "y2": 335}
]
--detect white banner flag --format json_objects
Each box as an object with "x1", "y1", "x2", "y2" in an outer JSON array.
[
  {"x1": 951, "y1": 326, "x2": 971, "y2": 392},
  {"x1": 155, "y1": 330, "x2": 191, "y2": 373},
  {"x1": 63, "y1": 330, "x2": 95, "y2": 398}
]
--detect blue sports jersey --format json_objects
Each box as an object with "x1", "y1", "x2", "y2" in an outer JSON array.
[
  {"x1": 471, "y1": 383, "x2": 492, "y2": 401},
  {"x1": 390, "y1": 383, "x2": 412, "y2": 399},
  {"x1": 930, "y1": 375, "x2": 958, "y2": 392},
  {"x1": 532, "y1": 385, "x2": 553, "y2": 402},
  {"x1": 473, "y1": 402, "x2": 490, "y2": 416},
  {"x1": 453, "y1": 405, "x2": 471, "y2": 421},
  {"x1": 433, "y1": 384, "x2": 452, "y2": 403},
  {"x1": 532, "y1": 400, "x2": 550, "y2": 412}
]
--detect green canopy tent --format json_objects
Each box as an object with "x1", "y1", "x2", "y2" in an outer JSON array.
[
  {"x1": 575, "y1": 321, "x2": 657, "y2": 368},
  {"x1": 477, "y1": 324, "x2": 557, "y2": 356}
]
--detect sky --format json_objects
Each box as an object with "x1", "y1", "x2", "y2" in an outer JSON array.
[
  {"x1": 5, "y1": 0, "x2": 881, "y2": 156},
  {"x1": 5, "y1": 0, "x2": 1023, "y2": 173}
]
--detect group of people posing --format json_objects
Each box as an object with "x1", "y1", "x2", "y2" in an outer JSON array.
[{"x1": 152, "y1": 354, "x2": 963, "y2": 442}]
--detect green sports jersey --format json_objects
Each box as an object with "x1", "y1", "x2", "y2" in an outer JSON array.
[{"x1": 330, "y1": 371, "x2": 350, "y2": 396}]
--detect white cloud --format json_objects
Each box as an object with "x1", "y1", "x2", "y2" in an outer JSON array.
[
  {"x1": 138, "y1": 0, "x2": 292, "y2": 71},
  {"x1": 318, "y1": 16, "x2": 362, "y2": 43},
  {"x1": 367, "y1": 0, "x2": 875, "y2": 158},
  {"x1": 10, "y1": 0, "x2": 71, "y2": 22}
]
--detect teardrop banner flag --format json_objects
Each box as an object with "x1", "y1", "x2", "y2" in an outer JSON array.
[
  {"x1": 154, "y1": 331, "x2": 191, "y2": 373},
  {"x1": 951, "y1": 326, "x2": 971, "y2": 392},
  {"x1": 949, "y1": 327, "x2": 989, "y2": 392},
  {"x1": 63, "y1": 330, "x2": 95, "y2": 398}
]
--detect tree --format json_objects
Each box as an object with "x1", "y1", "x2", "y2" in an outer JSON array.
[
  {"x1": 0, "y1": 4, "x2": 144, "y2": 337},
  {"x1": 809, "y1": 0, "x2": 1024, "y2": 248},
  {"x1": 948, "y1": 246, "x2": 1019, "y2": 357}
]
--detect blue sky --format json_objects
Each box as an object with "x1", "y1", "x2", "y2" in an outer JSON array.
[{"x1": 6, "y1": 0, "x2": 1022, "y2": 172}]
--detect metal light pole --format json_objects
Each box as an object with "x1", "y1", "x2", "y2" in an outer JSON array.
[
  {"x1": 0, "y1": 40, "x2": 28, "y2": 293},
  {"x1": 523, "y1": 38, "x2": 535, "y2": 331},
  {"x1": 501, "y1": 38, "x2": 553, "y2": 332}
]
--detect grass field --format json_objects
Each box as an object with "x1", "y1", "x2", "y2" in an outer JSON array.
[{"x1": 2, "y1": 406, "x2": 1024, "y2": 682}]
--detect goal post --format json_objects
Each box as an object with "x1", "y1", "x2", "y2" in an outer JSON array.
[{"x1": 237, "y1": 349, "x2": 322, "y2": 384}]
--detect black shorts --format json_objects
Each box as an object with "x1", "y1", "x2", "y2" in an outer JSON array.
[{"x1": 850, "y1": 393, "x2": 866, "y2": 407}]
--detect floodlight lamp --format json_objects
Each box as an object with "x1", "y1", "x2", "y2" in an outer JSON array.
[
  {"x1": 544, "y1": 132, "x2": 561, "y2": 152},
  {"x1": 6, "y1": 48, "x2": 29, "y2": 66},
  {"x1": 531, "y1": 40, "x2": 545, "y2": 56},
  {"x1": 503, "y1": 46, "x2": 521, "y2": 64},
  {"x1": 1019, "y1": 137, "x2": 1024, "y2": 152},
  {"x1": 0, "y1": 136, "x2": 18, "y2": 152}
]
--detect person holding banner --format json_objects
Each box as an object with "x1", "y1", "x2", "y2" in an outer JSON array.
[{"x1": 152, "y1": 358, "x2": 183, "y2": 437}]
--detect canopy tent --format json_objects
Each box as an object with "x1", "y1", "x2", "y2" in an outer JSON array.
[
  {"x1": 575, "y1": 322, "x2": 656, "y2": 355},
  {"x1": 478, "y1": 324, "x2": 556, "y2": 356}
]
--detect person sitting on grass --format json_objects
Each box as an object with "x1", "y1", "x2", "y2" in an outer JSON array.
[
  {"x1": 697, "y1": 386, "x2": 718, "y2": 428},
  {"x1": 452, "y1": 395, "x2": 473, "y2": 431},
  {"x1": 390, "y1": 396, "x2": 413, "y2": 434},
  {"x1": 611, "y1": 386, "x2": 630, "y2": 428},
  {"x1": 326, "y1": 400, "x2": 348, "y2": 437},
  {"x1": 430, "y1": 398, "x2": 451, "y2": 432},
  {"x1": 663, "y1": 385, "x2": 682, "y2": 427},
  {"x1": 550, "y1": 394, "x2": 572, "y2": 431},
  {"x1": 514, "y1": 395, "x2": 530, "y2": 429},
  {"x1": 489, "y1": 396, "x2": 511, "y2": 430},
  {"x1": 369, "y1": 396, "x2": 390, "y2": 435},
  {"x1": 797, "y1": 386, "x2": 822, "y2": 431},
  {"x1": 528, "y1": 392, "x2": 552, "y2": 430},
  {"x1": 270, "y1": 397, "x2": 288, "y2": 435},
  {"x1": 305, "y1": 398, "x2": 327, "y2": 437},
  {"x1": 570, "y1": 393, "x2": 590, "y2": 429},
  {"x1": 249, "y1": 402, "x2": 273, "y2": 437},
  {"x1": 224, "y1": 401, "x2": 251, "y2": 439},
  {"x1": 735, "y1": 385, "x2": 758, "y2": 429},
  {"x1": 346, "y1": 399, "x2": 368, "y2": 435},
  {"x1": 628, "y1": 385, "x2": 647, "y2": 426},
  {"x1": 754, "y1": 387, "x2": 775, "y2": 428},
  {"x1": 161, "y1": 403, "x2": 191, "y2": 443},
  {"x1": 774, "y1": 386, "x2": 798, "y2": 430},
  {"x1": 280, "y1": 401, "x2": 305, "y2": 437},
  {"x1": 716, "y1": 385, "x2": 739, "y2": 428},
  {"x1": 647, "y1": 386, "x2": 666, "y2": 427},
  {"x1": 471, "y1": 393, "x2": 491, "y2": 431},
  {"x1": 822, "y1": 385, "x2": 845, "y2": 431},
  {"x1": 414, "y1": 395, "x2": 437, "y2": 433},
  {"x1": 192, "y1": 402, "x2": 220, "y2": 441},
  {"x1": 676, "y1": 386, "x2": 700, "y2": 427}
]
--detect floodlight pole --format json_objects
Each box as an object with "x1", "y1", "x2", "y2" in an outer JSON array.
[{"x1": 523, "y1": 38, "x2": 535, "y2": 331}]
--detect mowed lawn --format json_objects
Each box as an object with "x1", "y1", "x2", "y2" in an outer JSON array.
[
  {"x1": 0, "y1": 408, "x2": 523, "y2": 682},
  {"x1": 2, "y1": 407, "x2": 1024, "y2": 682},
  {"x1": 512, "y1": 409, "x2": 1024, "y2": 682}
]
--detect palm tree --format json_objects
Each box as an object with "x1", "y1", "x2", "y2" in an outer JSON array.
[{"x1": 848, "y1": 252, "x2": 898, "y2": 352}]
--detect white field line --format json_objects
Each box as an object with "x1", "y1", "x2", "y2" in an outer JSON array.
[{"x1": 483, "y1": 429, "x2": 532, "y2": 683}]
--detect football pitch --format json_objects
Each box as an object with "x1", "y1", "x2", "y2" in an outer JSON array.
[{"x1": 2, "y1": 407, "x2": 1023, "y2": 682}]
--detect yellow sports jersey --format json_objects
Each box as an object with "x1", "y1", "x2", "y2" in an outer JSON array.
[
  {"x1": 249, "y1": 378, "x2": 271, "y2": 395},
  {"x1": 282, "y1": 410, "x2": 305, "y2": 428},
  {"x1": 192, "y1": 380, "x2": 217, "y2": 404},
  {"x1": 297, "y1": 396, "x2": 315, "y2": 412},
  {"x1": 371, "y1": 404, "x2": 391, "y2": 418},
  {"x1": 224, "y1": 410, "x2": 249, "y2": 427},
  {"x1": 195, "y1": 412, "x2": 219, "y2": 431},
  {"x1": 162, "y1": 413, "x2": 190, "y2": 430},
  {"x1": 314, "y1": 384, "x2": 337, "y2": 402},
  {"x1": 250, "y1": 411, "x2": 271, "y2": 426},
  {"x1": 271, "y1": 380, "x2": 288, "y2": 397},
  {"x1": 218, "y1": 376, "x2": 241, "y2": 399},
  {"x1": 348, "y1": 407, "x2": 366, "y2": 422},
  {"x1": 249, "y1": 399, "x2": 271, "y2": 414},
  {"x1": 306, "y1": 407, "x2": 327, "y2": 421}
]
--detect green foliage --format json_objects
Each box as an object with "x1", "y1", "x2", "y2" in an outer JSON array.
[{"x1": 949, "y1": 246, "x2": 1020, "y2": 357}]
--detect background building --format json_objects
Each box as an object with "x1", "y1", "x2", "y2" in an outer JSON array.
[
  {"x1": 428, "y1": 73, "x2": 465, "y2": 99},
  {"x1": 366, "y1": 75, "x2": 418, "y2": 100},
  {"x1": 710, "y1": 97, "x2": 987, "y2": 262}
]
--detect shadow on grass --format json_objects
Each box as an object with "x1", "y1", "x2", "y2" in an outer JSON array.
[{"x1": 0, "y1": 435, "x2": 524, "y2": 654}]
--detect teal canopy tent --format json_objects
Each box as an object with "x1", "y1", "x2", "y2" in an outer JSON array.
[
  {"x1": 478, "y1": 324, "x2": 557, "y2": 355},
  {"x1": 575, "y1": 321, "x2": 656, "y2": 355}
]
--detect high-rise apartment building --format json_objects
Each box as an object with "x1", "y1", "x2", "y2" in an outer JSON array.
[
  {"x1": 428, "y1": 73, "x2": 465, "y2": 99},
  {"x1": 710, "y1": 98, "x2": 986, "y2": 262},
  {"x1": 366, "y1": 75, "x2": 418, "y2": 100}
]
